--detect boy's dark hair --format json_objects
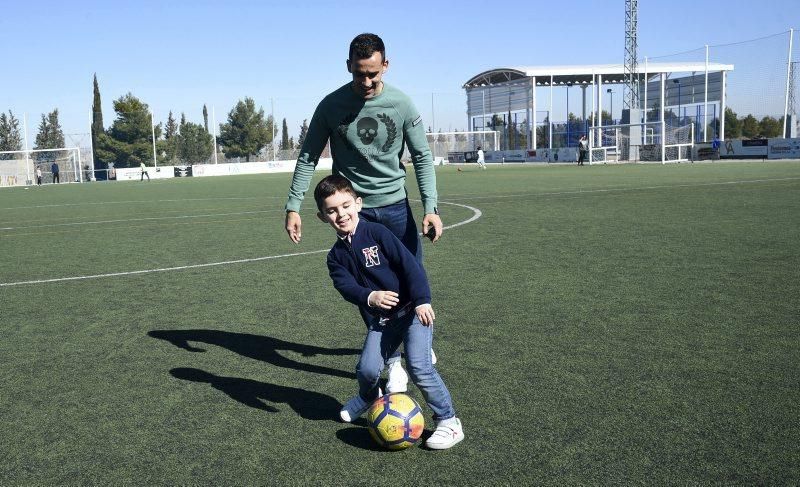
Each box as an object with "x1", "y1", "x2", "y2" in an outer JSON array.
[
  {"x1": 314, "y1": 175, "x2": 359, "y2": 211},
  {"x1": 349, "y1": 33, "x2": 385, "y2": 62}
]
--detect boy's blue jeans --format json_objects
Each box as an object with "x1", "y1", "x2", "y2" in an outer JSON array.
[
  {"x1": 357, "y1": 312, "x2": 455, "y2": 421},
  {"x1": 358, "y1": 198, "x2": 424, "y2": 362}
]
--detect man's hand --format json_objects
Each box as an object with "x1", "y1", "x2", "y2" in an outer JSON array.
[
  {"x1": 285, "y1": 211, "x2": 302, "y2": 244},
  {"x1": 415, "y1": 304, "x2": 436, "y2": 326},
  {"x1": 368, "y1": 291, "x2": 399, "y2": 310},
  {"x1": 422, "y1": 213, "x2": 443, "y2": 243}
]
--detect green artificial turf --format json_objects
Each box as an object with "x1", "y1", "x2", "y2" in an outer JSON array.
[{"x1": 1, "y1": 161, "x2": 798, "y2": 484}]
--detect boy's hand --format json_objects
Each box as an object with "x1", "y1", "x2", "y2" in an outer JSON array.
[
  {"x1": 285, "y1": 211, "x2": 302, "y2": 244},
  {"x1": 415, "y1": 304, "x2": 436, "y2": 326},
  {"x1": 368, "y1": 291, "x2": 399, "y2": 310}
]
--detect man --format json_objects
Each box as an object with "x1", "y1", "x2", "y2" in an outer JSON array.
[
  {"x1": 284, "y1": 33, "x2": 443, "y2": 394},
  {"x1": 476, "y1": 146, "x2": 486, "y2": 170},
  {"x1": 50, "y1": 161, "x2": 60, "y2": 183},
  {"x1": 140, "y1": 161, "x2": 150, "y2": 181},
  {"x1": 578, "y1": 135, "x2": 588, "y2": 166}
]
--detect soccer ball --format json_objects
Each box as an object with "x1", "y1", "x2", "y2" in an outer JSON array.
[{"x1": 366, "y1": 393, "x2": 425, "y2": 450}]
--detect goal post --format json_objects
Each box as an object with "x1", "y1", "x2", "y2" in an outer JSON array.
[
  {"x1": 424, "y1": 130, "x2": 500, "y2": 163},
  {"x1": 0, "y1": 147, "x2": 83, "y2": 187},
  {"x1": 588, "y1": 122, "x2": 694, "y2": 164}
]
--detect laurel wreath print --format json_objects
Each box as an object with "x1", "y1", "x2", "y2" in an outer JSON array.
[{"x1": 376, "y1": 113, "x2": 397, "y2": 153}]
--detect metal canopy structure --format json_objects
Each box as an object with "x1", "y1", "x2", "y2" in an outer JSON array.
[
  {"x1": 463, "y1": 61, "x2": 734, "y2": 150},
  {"x1": 463, "y1": 62, "x2": 733, "y2": 88}
]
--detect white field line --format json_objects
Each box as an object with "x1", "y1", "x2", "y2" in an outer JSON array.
[
  {"x1": 0, "y1": 201, "x2": 482, "y2": 287},
  {"x1": 0, "y1": 195, "x2": 280, "y2": 211},
  {"x1": 441, "y1": 177, "x2": 800, "y2": 202},
  {"x1": 0, "y1": 209, "x2": 273, "y2": 231}
]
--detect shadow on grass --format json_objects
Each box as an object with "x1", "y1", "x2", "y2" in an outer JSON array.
[
  {"x1": 336, "y1": 424, "x2": 435, "y2": 451},
  {"x1": 148, "y1": 329, "x2": 359, "y2": 379},
  {"x1": 170, "y1": 367, "x2": 340, "y2": 420},
  {"x1": 335, "y1": 426, "x2": 387, "y2": 451}
]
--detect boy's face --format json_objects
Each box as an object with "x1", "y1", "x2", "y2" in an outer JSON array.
[{"x1": 317, "y1": 190, "x2": 362, "y2": 235}]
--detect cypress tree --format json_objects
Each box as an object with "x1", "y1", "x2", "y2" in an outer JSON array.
[
  {"x1": 280, "y1": 118, "x2": 289, "y2": 150},
  {"x1": 92, "y1": 74, "x2": 104, "y2": 168}
]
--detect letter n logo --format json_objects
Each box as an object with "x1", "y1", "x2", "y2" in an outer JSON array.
[{"x1": 362, "y1": 246, "x2": 380, "y2": 267}]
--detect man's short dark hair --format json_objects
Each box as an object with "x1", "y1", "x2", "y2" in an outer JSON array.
[
  {"x1": 314, "y1": 175, "x2": 359, "y2": 211},
  {"x1": 349, "y1": 33, "x2": 385, "y2": 62}
]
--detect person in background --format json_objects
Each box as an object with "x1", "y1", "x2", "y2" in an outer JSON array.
[
  {"x1": 578, "y1": 135, "x2": 588, "y2": 166},
  {"x1": 50, "y1": 161, "x2": 60, "y2": 183}
]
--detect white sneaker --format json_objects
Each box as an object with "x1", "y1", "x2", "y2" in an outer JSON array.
[
  {"x1": 425, "y1": 417, "x2": 464, "y2": 450},
  {"x1": 386, "y1": 360, "x2": 409, "y2": 393},
  {"x1": 339, "y1": 388, "x2": 382, "y2": 423}
]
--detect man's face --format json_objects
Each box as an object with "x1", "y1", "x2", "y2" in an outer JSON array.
[
  {"x1": 318, "y1": 190, "x2": 362, "y2": 235},
  {"x1": 347, "y1": 51, "x2": 388, "y2": 99}
]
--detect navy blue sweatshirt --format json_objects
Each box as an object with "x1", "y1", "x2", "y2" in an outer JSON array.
[{"x1": 326, "y1": 220, "x2": 431, "y2": 319}]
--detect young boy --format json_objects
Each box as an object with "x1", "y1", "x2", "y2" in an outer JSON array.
[{"x1": 314, "y1": 175, "x2": 464, "y2": 450}]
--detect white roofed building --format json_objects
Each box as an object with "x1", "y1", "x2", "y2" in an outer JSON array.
[{"x1": 462, "y1": 62, "x2": 734, "y2": 151}]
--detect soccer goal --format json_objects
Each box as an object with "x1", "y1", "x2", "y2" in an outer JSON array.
[
  {"x1": 588, "y1": 122, "x2": 694, "y2": 164},
  {"x1": 424, "y1": 130, "x2": 499, "y2": 162},
  {"x1": 0, "y1": 147, "x2": 83, "y2": 187}
]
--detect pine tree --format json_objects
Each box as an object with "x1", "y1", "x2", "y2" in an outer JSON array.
[
  {"x1": 96, "y1": 93, "x2": 161, "y2": 168},
  {"x1": 33, "y1": 109, "x2": 65, "y2": 162},
  {"x1": 297, "y1": 119, "x2": 309, "y2": 148},
  {"x1": 741, "y1": 115, "x2": 759, "y2": 138},
  {"x1": 0, "y1": 111, "x2": 23, "y2": 159},
  {"x1": 92, "y1": 74, "x2": 104, "y2": 168},
  {"x1": 218, "y1": 97, "x2": 273, "y2": 162},
  {"x1": 280, "y1": 118, "x2": 290, "y2": 150},
  {"x1": 47, "y1": 109, "x2": 66, "y2": 149},
  {"x1": 203, "y1": 104, "x2": 209, "y2": 133},
  {"x1": 178, "y1": 121, "x2": 213, "y2": 164}
]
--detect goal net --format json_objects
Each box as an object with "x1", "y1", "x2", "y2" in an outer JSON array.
[
  {"x1": 0, "y1": 147, "x2": 83, "y2": 187},
  {"x1": 422, "y1": 130, "x2": 499, "y2": 163},
  {"x1": 588, "y1": 122, "x2": 694, "y2": 164}
]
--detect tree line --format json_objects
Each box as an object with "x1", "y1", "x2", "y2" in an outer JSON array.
[{"x1": 0, "y1": 74, "x2": 312, "y2": 168}]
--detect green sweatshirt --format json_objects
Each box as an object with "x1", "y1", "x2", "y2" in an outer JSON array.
[{"x1": 285, "y1": 82, "x2": 438, "y2": 215}]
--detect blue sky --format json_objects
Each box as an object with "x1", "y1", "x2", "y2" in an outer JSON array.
[{"x1": 1, "y1": 0, "x2": 798, "y2": 141}]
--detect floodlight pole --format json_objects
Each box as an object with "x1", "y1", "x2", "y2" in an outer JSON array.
[
  {"x1": 783, "y1": 28, "x2": 794, "y2": 138},
  {"x1": 271, "y1": 98, "x2": 276, "y2": 161},
  {"x1": 720, "y1": 70, "x2": 727, "y2": 140},
  {"x1": 644, "y1": 57, "x2": 649, "y2": 123},
  {"x1": 549, "y1": 75, "x2": 553, "y2": 150},
  {"x1": 212, "y1": 106, "x2": 219, "y2": 164},
  {"x1": 531, "y1": 77, "x2": 537, "y2": 150},
  {"x1": 660, "y1": 73, "x2": 666, "y2": 164},
  {"x1": 704, "y1": 45, "x2": 709, "y2": 142},
  {"x1": 23, "y1": 113, "x2": 31, "y2": 185},
  {"x1": 76, "y1": 148, "x2": 83, "y2": 183},
  {"x1": 87, "y1": 110, "x2": 96, "y2": 181},
  {"x1": 482, "y1": 87, "x2": 487, "y2": 147},
  {"x1": 150, "y1": 110, "x2": 158, "y2": 167}
]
